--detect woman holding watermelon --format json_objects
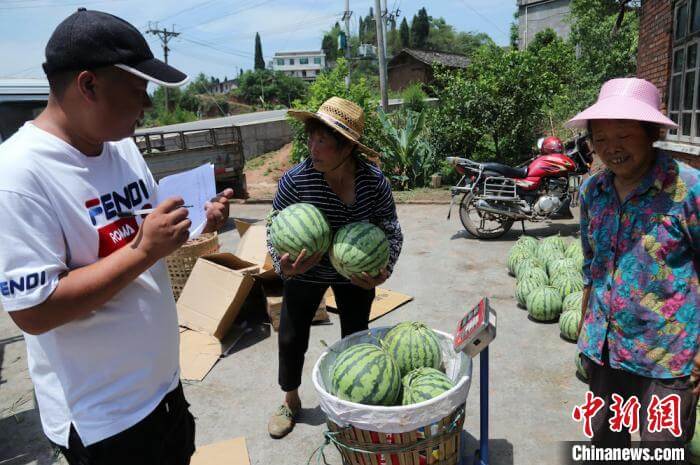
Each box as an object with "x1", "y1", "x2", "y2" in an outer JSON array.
[{"x1": 265, "y1": 97, "x2": 403, "y2": 439}]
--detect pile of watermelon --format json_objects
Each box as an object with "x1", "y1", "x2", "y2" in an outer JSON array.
[
  {"x1": 269, "y1": 203, "x2": 389, "y2": 278},
  {"x1": 506, "y1": 234, "x2": 587, "y2": 380},
  {"x1": 330, "y1": 321, "x2": 455, "y2": 406}
]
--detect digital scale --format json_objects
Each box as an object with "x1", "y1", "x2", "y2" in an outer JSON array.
[{"x1": 453, "y1": 298, "x2": 497, "y2": 465}]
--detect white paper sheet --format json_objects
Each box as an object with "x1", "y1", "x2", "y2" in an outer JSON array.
[{"x1": 157, "y1": 163, "x2": 216, "y2": 240}]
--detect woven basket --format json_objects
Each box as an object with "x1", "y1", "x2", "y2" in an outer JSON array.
[
  {"x1": 166, "y1": 233, "x2": 220, "y2": 301},
  {"x1": 327, "y1": 406, "x2": 465, "y2": 465}
]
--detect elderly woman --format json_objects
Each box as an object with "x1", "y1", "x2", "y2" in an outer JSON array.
[
  {"x1": 567, "y1": 78, "x2": 699, "y2": 447},
  {"x1": 266, "y1": 97, "x2": 403, "y2": 439}
]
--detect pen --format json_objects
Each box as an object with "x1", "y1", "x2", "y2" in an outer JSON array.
[{"x1": 117, "y1": 205, "x2": 193, "y2": 218}]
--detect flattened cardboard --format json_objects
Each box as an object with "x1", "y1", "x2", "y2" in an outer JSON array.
[
  {"x1": 325, "y1": 287, "x2": 413, "y2": 322},
  {"x1": 180, "y1": 325, "x2": 247, "y2": 381},
  {"x1": 177, "y1": 253, "x2": 258, "y2": 339},
  {"x1": 190, "y1": 437, "x2": 250, "y2": 465},
  {"x1": 234, "y1": 219, "x2": 277, "y2": 280},
  {"x1": 262, "y1": 281, "x2": 329, "y2": 331}
]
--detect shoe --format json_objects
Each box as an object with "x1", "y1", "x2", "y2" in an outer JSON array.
[{"x1": 268, "y1": 404, "x2": 298, "y2": 439}]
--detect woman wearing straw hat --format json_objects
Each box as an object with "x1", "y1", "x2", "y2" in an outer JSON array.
[
  {"x1": 266, "y1": 97, "x2": 403, "y2": 438},
  {"x1": 568, "y1": 78, "x2": 699, "y2": 447}
]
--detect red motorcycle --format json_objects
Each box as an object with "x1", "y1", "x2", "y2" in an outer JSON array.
[{"x1": 446, "y1": 135, "x2": 593, "y2": 239}]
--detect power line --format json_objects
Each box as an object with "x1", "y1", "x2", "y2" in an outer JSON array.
[
  {"x1": 155, "y1": 0, "x2": 221, "y2": 24},
  {"x1": 146, "y1": 23, "x2": 181, "y2": 111},
  {"x1": 180, "y1": 0, "x2": 278, "y2": 32},
  {"x1": 457, "y1": 0, "x2": 509, "y2": 39},
  {"x1": 0, "y1": 0, "x2": 129, "y2": 9}
]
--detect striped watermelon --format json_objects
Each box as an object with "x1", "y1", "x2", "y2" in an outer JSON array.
[
  {"x1": 559, "y1": 309, "x2": 581, "y2": 342},
  {"x1": 565, "y1": 241, "x2": 583, "y2": 260},
  {"x1": 268, "y1": 203, "x2": 331, "y2": 261},
  {"x1": 330, "y1": 222, "x2": 389, "y2": 279},
  {"x1": 538, "y1": 245, "x2": 565, "y2": 265},
  {"x1": 547, "y1": 258, "x2": 577, "y2": 279},
  {"x1": 401, "y1": 367, "x2": 454, "y2": 405},
  {"x1": 516, "y1": 279, "x2": 543, "y2": 308},
  {"x1": 331, "y1": 343, "x2": 401, "y2": 406},
  {"x1": 526, "y1": 286, "x2": 562, "y2": 321},
  {"x1": 551, "y1": 273, "x2": 584, "y2": 299},
  {"x1": 517, "y1": 266, "x2": 549, "y2": 286},
  {"x1": 382, "y1": 322, "x2": 442, "y2": 377},
  {"x1": 514, "y1": 257, "x2": 545, "y2": 279},
  {"x1": 542, "y1": 234, "x2": 566, "y2": 252},
  {"x1": 563, "y1": 291, "x2": 583, "y2": 314},
  {"x1": 515, "y1": 235, "x2": 539, "y2": 251},
  {"x1": 507, "y1": 247, "x2": 532, "y2": 276},
  {"x1": 576, "y1": 352, "x2": 589, "y2": 381}
]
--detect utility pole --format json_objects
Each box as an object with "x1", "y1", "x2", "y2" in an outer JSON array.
[
  {"x1": 373, "y1": 0, "x2": 388, "y2": 111},
  {"x1": 342, "y1": 0, "x2": 352, "y2": 89},
  {"x1": 146, "y1": 22, "x2": 180, "y2": 112},
  {"x1": 380, "y1": 0, "x2": 388, "y2": 60}
]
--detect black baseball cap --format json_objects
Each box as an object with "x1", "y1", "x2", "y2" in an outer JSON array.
[{"x1": 43, "y1": 8, "x2": 188, "y2": 87}]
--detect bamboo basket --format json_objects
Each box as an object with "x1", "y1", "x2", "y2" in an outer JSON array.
[
  {"x1": 326, "y1": 406, "x2": 465, "y2": 465},
  {"x1": 165, "y1": 232, "x2": 220, "y2": 301}
]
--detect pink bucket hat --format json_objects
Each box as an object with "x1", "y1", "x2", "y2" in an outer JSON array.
[{"x1": 566, "y1": 78, "x2": 678, "y2": 129}]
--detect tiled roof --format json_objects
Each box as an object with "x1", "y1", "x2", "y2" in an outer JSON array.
[{"x1": 390, "y1": 48, "x2": 470, "y2": 69}]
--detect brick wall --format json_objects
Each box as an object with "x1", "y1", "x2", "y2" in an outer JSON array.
[
  {"x1": 637, "y1": 1, "x2": 700, "y2": 169},
  {"x1": 637, "y1": 0, "x2": 673, "y2": 113}
]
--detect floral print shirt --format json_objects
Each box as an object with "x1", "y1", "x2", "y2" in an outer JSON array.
[{"x1": 578, "y1": 151, "x2": 700, "y2": 378}]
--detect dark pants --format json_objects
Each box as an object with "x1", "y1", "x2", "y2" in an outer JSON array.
[
  {"x1": 580, "y1": 346, "x2": 697, "y2": 448},
  {"x1": 278, "y1": 279, "x2": 375, "y2": 392},
  {"x1": 52, "y1": 383, "x2": 196, "y2": 465}
]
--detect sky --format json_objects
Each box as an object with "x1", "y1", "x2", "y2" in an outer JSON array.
[{"x1": 0, "y1": 0, "x2": 516, "y2": 84}]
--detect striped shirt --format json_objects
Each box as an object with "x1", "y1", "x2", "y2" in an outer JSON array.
[{"x1": 267, "y1": 157, "x2": 403, "y2": 284}]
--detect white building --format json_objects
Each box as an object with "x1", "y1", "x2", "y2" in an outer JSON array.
[{"x1": 271, "y1": 51, "x2": 326, "y2": 82}]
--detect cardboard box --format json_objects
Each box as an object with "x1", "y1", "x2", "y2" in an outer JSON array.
[
  {"x1": 190, "y1": 437, "x2": 250, "y2": 465},
  {"x1": 325, "y1": 287, "x2": 413, "y2": 322},
  {"x1": 234, "y1": 219, "x2": 278, "y2": 280},
  {"x1": 262, "y1": 281, "x2": 329, "y2": 332},
  {"x1": 177, "y1": 253, "x2": 259, "y2": 339}
]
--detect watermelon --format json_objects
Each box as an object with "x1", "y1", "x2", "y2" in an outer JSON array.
[
  {"x1": 268, "y1": 203, "x2": 331, "y2": 261},
  {"x1": 542, "y1": 234, "x2": 566, "y2": 252},
  {"x1": 515, "y1": 235, "x2": 539, "y2": 251},
  {"x1": 507, "y1": 247, "x2": 532, "y2": 276},
  {"x1": 526, "y1": 286, "x2": 562, "y2": 321},
  {"x1": 565, "y1": 241, "x2": 583, "y2": 260},
  {"x1": 517, "y1": 266, "x2": 549, "y2": 286},
  {"x1": 538, "y1": 245, "x2": 565, "y2": 265},
  {"x1": 563, "y1": 291, "x2": 583, "y2": 314},
  {"x1": 516, "y1": 279, "x2": 543, "y2": 308},
  {"x1": 401, "y1": 367, "x2": 454, "y2": 405},
  {"x1": 551, "y1": 273, "x2": 585, "y2": 299},
  {"x1": 330, "y1": 222, "x2": 389, "y2": 279},
  {"x1": 576, "y1": 352, "x2": 589, "y2": 381},
  {"x1": 382, "y1": 322, "x2": 442, "y2": 377},
  {"x1": 559, "y1": 309, "x2": 581, "y2": 342},
  {"x1": 331, "y1": 343, "x2": 401, "y2": 406},
  {"x1": 547, "y1": 258, "x2": 577, "y2": 279},
  {"x1": 514, "y1": 257, "x2": 545, "y2": 279}
]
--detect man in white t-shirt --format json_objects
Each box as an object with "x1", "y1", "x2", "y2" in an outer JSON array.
[{"x1": 0, "y1": 9, "x2": 233, "y2": 465}]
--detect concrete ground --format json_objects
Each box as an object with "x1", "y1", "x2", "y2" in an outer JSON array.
[{"x1": 0, "y1": 204, "x2": 588, "y2": 465}]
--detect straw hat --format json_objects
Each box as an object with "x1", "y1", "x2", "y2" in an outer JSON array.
[
  {"x1": 566, "y1": 78, "x2": 677, "y2": 129},
  {"x1": 288, "y1": 97, "x2": 381, "y2": 159}
]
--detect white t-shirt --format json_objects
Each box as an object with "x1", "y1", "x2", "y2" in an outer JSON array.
[{"x1": 0, "y1": 123, "x2": 179, "y2": 447}]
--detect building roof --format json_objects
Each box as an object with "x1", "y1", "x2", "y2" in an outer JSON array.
[
  {"x1": 389, "y1": 49, "x2": 470, "y2": 69},
  {"x1": 273, "y1": 51, "x2": 325, "y2": 57}
]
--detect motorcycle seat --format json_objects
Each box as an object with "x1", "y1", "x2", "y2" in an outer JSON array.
[{"x1": 481, "y1": 162, "x2": 528, "y2": 179}]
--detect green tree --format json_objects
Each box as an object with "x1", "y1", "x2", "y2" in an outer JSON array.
[
  {"x1": 568, "y1": 0, "x2": 639, "y2": 106},
  {"x1": 400, "y1": 17, "x2": 410, "y2": 47},
  {"x1": 254, "y1": 32, "x2": 265, "y2": 70},
  {"x1": 235, "y1": 69, "x2": 307, "y2": 107},
  {"x1": 410, "y1": 8, "x2": 430, "y2": 48},
  {"x1": 423, "y1": 17, "x2": 494, "y2": 55},
  {"x1": 510, "y1": 12, "x2": 520, "y2": 49},
  {"x1": 321, "y1": 23, "x2": 342, "y2": 63}
]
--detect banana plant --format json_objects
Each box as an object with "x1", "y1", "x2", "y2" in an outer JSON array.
[{"x1": 377, "y1": 109, "x2": 436, "y2": 190}]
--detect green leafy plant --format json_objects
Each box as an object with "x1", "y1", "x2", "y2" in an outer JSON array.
[{"x1": 377, "y1": 109, "x2": 437, "y2": 190}]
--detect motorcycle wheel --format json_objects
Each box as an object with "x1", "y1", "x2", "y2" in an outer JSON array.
[{"x1": 459, "y1": 192, "x2": 514, "y2": 240}]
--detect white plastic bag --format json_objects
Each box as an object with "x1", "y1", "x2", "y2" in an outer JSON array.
[{"x1": 312, "y1": 326, "x2": 472, "y2": 433}]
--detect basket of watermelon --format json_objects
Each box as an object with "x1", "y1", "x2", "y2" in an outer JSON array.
[{"x1": 312, "y1": 322, "x2": 473, "y2": 465}]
